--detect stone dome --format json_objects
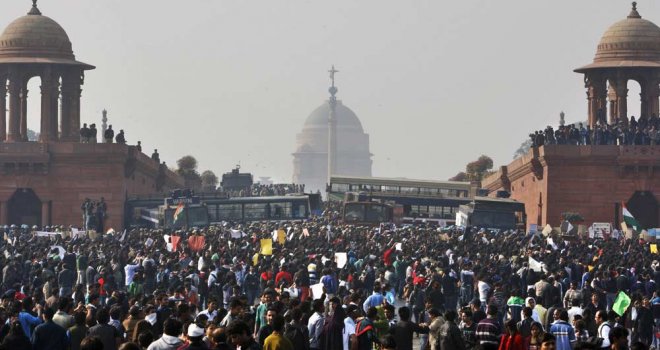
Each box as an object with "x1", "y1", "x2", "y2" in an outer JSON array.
[
  {"x1": 0, "y1": 3, "x2": 92, "y2": 67},
  {"x1": 303, "y1": 101, "x2": 365, "y2": 131},
  {"x1": 576, "y1": 3, "x2": 660, "y2": 71}
]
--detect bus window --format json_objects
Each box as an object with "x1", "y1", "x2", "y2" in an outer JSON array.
[
  {"x1": 218, "y1": 204, "x2": 242, "y2": 220},
  {"x1": 207, "y1": 204, "x2": 218, "y2": 221},
  {"x1": 400, "y1": 187, "x2": 419, "y2": 195},
  {"x1": 244, "y1": 203, "x2": 268, "y2": 220},
  {"x1": 344, "y1": 203, "x2": 365, "y2": 222},
  {"x1": 293, "y1": 203, "x2": 307, "y2": 218},
  {"x1": 366, "y1": 204, "x2": 387, "y2": 222},
  {"x1": 188, "y1": 207, "x2": 209, "y2": 227},
  {"x1": 332, "y1": 183, "x2": 350, "y2": 192}
]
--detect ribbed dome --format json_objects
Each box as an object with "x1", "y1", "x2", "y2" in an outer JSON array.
[
  {"x1": 303, "y1": 101, "x2": 364, "y2": 131},
  {"x1": 0, "y1": 12, "x2": 72, "y2": 59},
  {"x1": 576, "y1": 3, "x2": 660, "y2": 71},
  {"x1": 0, "y1": 3, "x2": 93, "y2": 68}
]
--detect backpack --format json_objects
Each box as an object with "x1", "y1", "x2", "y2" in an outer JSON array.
[{"x1": 355, "y1": 319, "x2": 374, "y2": 350}]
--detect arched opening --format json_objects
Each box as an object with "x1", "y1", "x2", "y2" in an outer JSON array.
[
  {"x1": 26, "y1": 75, "x2": 41, "y2": 141},
  {"x1": 626, "y1": 191, "x2": 658, "y2": 230},
  {"x1": 627, "y1": 79, "x2": 642, "y2": 120},
  {"x1": 7, "y1": 188, "x2": 41, "y2": 226}
]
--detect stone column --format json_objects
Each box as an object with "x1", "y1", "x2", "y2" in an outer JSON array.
[
  {"x1": 608, "y1": 84, "x2": 618, "y2": 123},
  {"x1": 39, "y1": 69, "x2": 54, "y2": 142},
  {"x1": 614, "y1": 77, "x2": 628, "y2": 121},
  {"x1": 586, "y1": 74, "x2": 607, "y2": 127},
  {"x1": 60, "y1": 71, "x2": 72, "y2": 141},
  {"x1": 19, "y1": 83, "x2": 28, "y2": 141},
  {"x1": 641, "y1": 77, "x2": 660, "y2": 118},
  {"x1": 49, "y1": 77, "x2": 59, "y2": 141},
  {"x1": 6, "y1": 71, "x2": 21, "y2": 142},
  {"x1": 0, "y1": 77, "x2": 6, "y2": 142},
  {"x1": 60, "y1": 70, "x2": 81, "y2": 142}
]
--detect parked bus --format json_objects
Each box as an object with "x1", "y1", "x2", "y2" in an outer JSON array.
[
  {"x1": 342, "y1": 201, "x2": 393, "y2": 225},
  {"x1": 455, "y1": 196, "x2": 526, "y2": 230},
  {"x1": 329, "y1": 176, "x2": 476, "y2": 226},
  {"x1": 126, "y1": 192, "x2": 313, "y2": 228}
]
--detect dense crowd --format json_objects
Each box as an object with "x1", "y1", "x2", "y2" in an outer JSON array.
[
  {"x1": 0, "y1": 204, "x2": 658, "y2": 350},
  {"x1": 220, "y1": 184, "x2": 305, "y2": 198},
  {"x1": 530, "y1": 115, "x2": 660, "y2": 147}
]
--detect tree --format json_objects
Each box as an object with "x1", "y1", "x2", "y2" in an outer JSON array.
[
  {"x1": 513, "y1": 139, "x2": 532, "y2": 159},
  {"x1": 176, "y1": 155, "x2": 198, "y2": 175},
  {"x1": 201, "y1": 170, "x2": 219, "y2": 192},
  {"x1": 176, "y1": 155, "x2": 202, "y2": 191},
  {"x1": 449, "y1": 172, "x2": 468, "y2": 182},
  {"x1": 449, "y1": 155, "x2": 494, "y2": 182}
]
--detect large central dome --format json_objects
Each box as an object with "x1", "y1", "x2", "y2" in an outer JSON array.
[
  {"x1": 302, "y1": 101, "x2": 365, "y2": 131},
  {"x1": 576, "y1": 3, "x2": 660, "y2": 71}
]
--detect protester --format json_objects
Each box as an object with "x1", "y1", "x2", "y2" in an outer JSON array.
[{"x1": 0, "y1": 199, "x2": 653, "y2": 350}]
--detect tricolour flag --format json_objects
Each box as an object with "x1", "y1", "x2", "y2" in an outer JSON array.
[
  {"x1": 622, "y1": 203, "x2": 641, "y2": 232},
  {"x1": 173, "y1": 203, "x2": 184, "y2": 223}
]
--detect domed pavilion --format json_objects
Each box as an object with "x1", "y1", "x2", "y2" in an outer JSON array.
[
  {"x1": 575, "y1": 2, "x2": 660, "y2": 126},
  {"x1": 0, "y1": 0, "x2": 95, "y2": 142}
]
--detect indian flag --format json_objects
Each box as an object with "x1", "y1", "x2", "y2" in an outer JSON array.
[
  {"x1": 173, "y1": 203, "x2": 184, "y2": 222},
  {"x1": 622, "y1": 203, "x2": 641, "y2": 232}
]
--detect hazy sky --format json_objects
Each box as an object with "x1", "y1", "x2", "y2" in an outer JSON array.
[{"x1": 2, "y1": 0, "x2": 656, "y2": 182}]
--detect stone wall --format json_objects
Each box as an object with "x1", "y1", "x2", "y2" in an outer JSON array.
[
  {"x1": 0, "y1": 142, "x2": 183, "y2": 230},
  {"x1": 482, "y1": 145, "x2": 660, "y2": 229}
]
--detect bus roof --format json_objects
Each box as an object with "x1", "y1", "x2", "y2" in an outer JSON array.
[
  {"x1": 212, "y1": 195, "x2": 310, "y2": 203},
  {"x1": 329, "y1": 175, "x2": 471, "y2": 190}
]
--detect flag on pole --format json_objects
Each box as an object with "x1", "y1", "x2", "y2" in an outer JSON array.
[
  {"x1": 612, "y1": 291, "x2": 631, "y2": 316},
  {"x1": 622, "y1": 203, "x2": 641, "y2": 232},
  {"x1": 173, "y1": 203, "x2": 184, "y2": 223}
]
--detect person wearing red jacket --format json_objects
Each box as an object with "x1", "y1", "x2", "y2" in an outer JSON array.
[{"x1": 498, "y1": 319, "x2": 527, "y2": 350}]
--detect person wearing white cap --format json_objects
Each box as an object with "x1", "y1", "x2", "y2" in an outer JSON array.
[{"x1": 182, "y1": 323, "x2": 208, "y2": 350}]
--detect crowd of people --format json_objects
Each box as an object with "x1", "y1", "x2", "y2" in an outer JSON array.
[
  {"x1": 79, "y1": 125, "x2": 127, "y2": 145},
  {"x1": 0, "y1": 204, "x2": 657, "y2": 350},
  {"x1": 530, "y1": 114, "x2": 660, "y2": 147},
  {"x1": 219, "y1": 184, "x2": 305, "y2": 198}
]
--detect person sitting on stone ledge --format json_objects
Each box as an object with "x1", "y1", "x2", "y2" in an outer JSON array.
[{"x1": 115, "y1": 129, "x2": 126, "y2": 144}]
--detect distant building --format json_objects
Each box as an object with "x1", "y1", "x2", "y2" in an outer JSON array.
[
  {"x1": 221, "y1": 166, "x2": 253, "y2": 192},
  {"x1": 292, "y1": 70, "x2": 372, "y2": 193}
]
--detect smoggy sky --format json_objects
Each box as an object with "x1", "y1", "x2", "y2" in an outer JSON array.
[{"x1": 1, "y1": 0, "x2": 655, "y2": 182}]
